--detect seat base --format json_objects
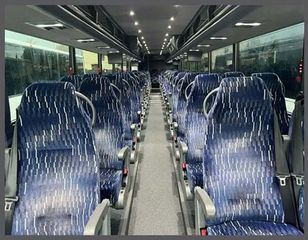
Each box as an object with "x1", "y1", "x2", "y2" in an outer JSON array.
[{"x1": 207, "y1": 220, "x2": 303, "y2": 236}]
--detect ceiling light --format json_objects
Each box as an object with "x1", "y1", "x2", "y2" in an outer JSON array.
[
  {"x1": 170, "y1": 17, "x2": 174, "y2": 21},
  {"x1": 168, "y1": 25, "x2": 171, "y2": 29},
  {"x1": 34, "y1": 23, "x2": 64, "y2": 28},
  {"x1": 97, "y1": 46, "x2": 110, "y2": 49},
  {"x1": 141, "y1": 36, "x2": 144, "y2": 39},
  {"x1": 143, "y1": 41, "x2": 146, "y2": 44},
  {"x1": 134, "y1": 21, "x2": 139, "y2": 26},
  {"x1": 189, "y1": 49, "x2": 200, "y2": 52},
  {"x1": 129, "y1": 10, "x2": 135, "y2": 16},
  {"x1": 197, "y1": 44, "x2": 211, "y2": 47},
  {"x1": 77, "y1": 38, "x2": 95, "y2": 43},
  {"x1": 164, "y1": 38, "x2": 167, "y2": 41},
  {"x1": 235, "y1": 22, "x2": 261, "y2": 27},
  {"x1": 165, "y1": 33, "x2": 169, "y2": 36},
  {"x1": 210, "y1": 36, "x2": 227, "y2": 40},
  {"x1": 138, "y1": 29, "x2": 142, "y2": 33}
]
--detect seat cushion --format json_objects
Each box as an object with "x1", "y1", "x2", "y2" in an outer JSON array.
[
  {"x1": 100, "y1": 169, "x2": 122, "y2": 205},
  {"x1": 186, "y1": 163, "x2": 203, "y2": 192},
  {"x1": 207, "y1": 220, "x2": 303, "y2": 236}
]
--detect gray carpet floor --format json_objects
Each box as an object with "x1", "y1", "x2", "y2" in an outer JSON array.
[{"x1": 128, "y1": 93, "x2": 185, "y2": 235}]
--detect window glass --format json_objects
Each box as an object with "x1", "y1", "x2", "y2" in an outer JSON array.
[
  {"x1": 201, "y1": 52, "x2": 209, "y2": 72},
  {"x1": 239, "y1": 23, "x2": 304, "y2": 98},
  {"x1": 211, "y1": 45, "x2": 233, "y2": 73},
  {"x1": 5, "y1": 30, "x2": 69, "y2": 96},
  {"x1": 102, "y1": 55, "x2": 113, "y2": 73},
  {"x1": 75, "y1": 48, "x2": 98, "y2": 74}
]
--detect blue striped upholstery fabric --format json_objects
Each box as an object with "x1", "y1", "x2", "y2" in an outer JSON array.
[
  {"x1": 12, "y1": 82, "x2": 100, "y2": 235},
  {"x1": 224, "y1": 72, "x2": 245, "y2": 78},
  {"x1": 125, "y1": 73, "x2": 143, "y2": 123},
  {"x1": 298, "y1": 185, "x2": 304, "y2": 230},
  {"x1": 203, "y1": 77, "x2": 302, "y2": 235},
  {"x1": 183, "y1": 74, "x2": 222, "y2": 192},
  {"x1": 79, "y1": 77, "x2": 125, "y2": 204},
  {"x1": 60, "y1": 75, "x2": 83, "y2": 90},
  {"x1": 106, "y1": 73, "x2": 134, "y2": 141},
  {"x1": 174, "y1": 72, "x2": 199, "y2": 134},
  {"x1": 252, "y1": 73, "x2": 289, "y2": 134},
  {"x1": 207, "y1": 220, "x2": 303, "y2": 235},
  {"x1": 172, "y1": 72, "x2": 186, "y2": 115}
]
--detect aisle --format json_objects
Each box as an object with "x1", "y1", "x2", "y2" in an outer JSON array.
[{"x1": 128, "y1": 92, "x2": 185, "y2": 235}]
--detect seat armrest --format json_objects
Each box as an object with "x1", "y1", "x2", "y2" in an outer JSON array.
[
  {"x1": 84, "y1": 199, "x2": 111, "y2": 235},
  {"x1": 179, "y1": 141, "x2": 188, "y2": 154},
  {"x1": 118, "y1": 146, "x2": 130, "y2": 160},
  {"x1": 130, "y1": 124, "x2": 136, "y2": 130},
  {"x1": 194, "y1": 187, "x2": 215, "y2": 235}
]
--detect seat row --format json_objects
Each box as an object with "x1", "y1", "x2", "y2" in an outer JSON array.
[
  {"x1": 160, "y1": 70, "x2": 304, "y2": 236},
  {"x1": 4, "y1": 71, "x2": 151, "y2": 235}
]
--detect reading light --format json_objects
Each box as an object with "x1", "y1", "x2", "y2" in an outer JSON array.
[
  {"x1": 35, "y1": 23, "x2": 64, "y2": 28},
  {"x1": 235, "y1": 22, "x2": 261, "y2": 27},
  {"x1": 77, "y1": 38, "x2": 95, "y2": 43},
  {"x1": 210, "y1": 36, "x2": 227, "y2": 40}
]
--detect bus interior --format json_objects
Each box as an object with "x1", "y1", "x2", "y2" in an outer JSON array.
[{"x1": 4, "y1": 4, "x2": 305, "y2": 236}]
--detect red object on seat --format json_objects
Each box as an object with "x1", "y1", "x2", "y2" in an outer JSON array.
[
  {"x1": 182, "y1": 162, "x2": 187, "y2": 170},
  {"x1": 200, "y1": 228, "x2": 208, "y2": 236},
  {"x1": 123, "y1": 167, "x2": 128, "y2": 175}
]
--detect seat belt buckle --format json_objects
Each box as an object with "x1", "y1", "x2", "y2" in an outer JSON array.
[
  {"x1": 291, "y1": 174, "x2": 304, "y2": 186},
  {"x1": 276, "y1": 174, "x2": 290, "y2": 186},
  {"x1": 5, "y1": 197, "x2": 19, "y2": 212}
]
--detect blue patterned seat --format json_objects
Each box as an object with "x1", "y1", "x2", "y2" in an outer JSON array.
[
  {"x1": 288, "y1": 95, "x2": 304, "y2": 231},
  {"x1": 252, "y1": 72, "x2": 289, "y2": 134},
  {"x1": 171, "y1": 72, "x2": 186, "y2": 114},
  {"x1": 207, "y1": 220, "x2": 302, "y2": 235},
  {"x1": 183, "y1": 74, "x2": 222, "y2": 192},
  {"x1": 79, "y1": 77, "x2": 126, "y2": 205},
  {"x1": 12, "y1": 82, "x2": 100, "y2": 235},
  {"x1": 174, "y1": 72, "x2": 199, "y2": 135},
  {"x1": 202, "y1": 76, "x2": 302, "y2": 236},
  {"x1": 125, "y1": 72, "x2": 143, "y2": 123},
  {"x1": 224, "y1": 71, "x2": 245, "y2": 78},
  {"x1": 106, "y1": 73, "x2": 134, "y2": 142},
  {"x1": 60, "y1": 75, "x2": 83, "y2": 90}
]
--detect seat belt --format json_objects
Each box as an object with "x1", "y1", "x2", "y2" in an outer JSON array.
[
  {"x1": 290, "y1": 99, "x2": 304, "y2": 202},
  {"x1": 5, "y1": 111, "x2": 19, "y2": 234},
  {"x1": 274, "y1": 112, "x2": 298, "y2": 227}
]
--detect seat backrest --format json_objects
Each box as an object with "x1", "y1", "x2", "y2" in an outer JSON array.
[
  {"x1": 224, "y1": 71, "x2": 245, "y2": 78},
  {"x1": 288, "y1": 96, "x2": 304, "y2": 230},
  {"x1": 252, "y1": 72, "x2": 289, "y2": 134},
  {"x1": 79, "y1": 77, "x2": 125, "y2": 170},
  {"x1": 203, "y1": 76, "x2": 285, "y2": 225},
  {"x1": 184, "y1": 74, "x2": 222, "y2": 163},
  {"x1": 12, "y1": 82, "x2": 99, "y2": 235},
  {"x1": 60, "y1": 75, "x2": 83, "y2": 90}
]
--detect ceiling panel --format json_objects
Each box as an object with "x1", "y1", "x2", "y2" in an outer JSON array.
[
  {"x1": 104, "y1": 5, "x2": 201, "y2": 51},
  {"x1": 194, "y1": 5, "x2": 304, "y2": 53},
  {"x1": 5, "y1": 5, "x2": 116, "y2": 55}
]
